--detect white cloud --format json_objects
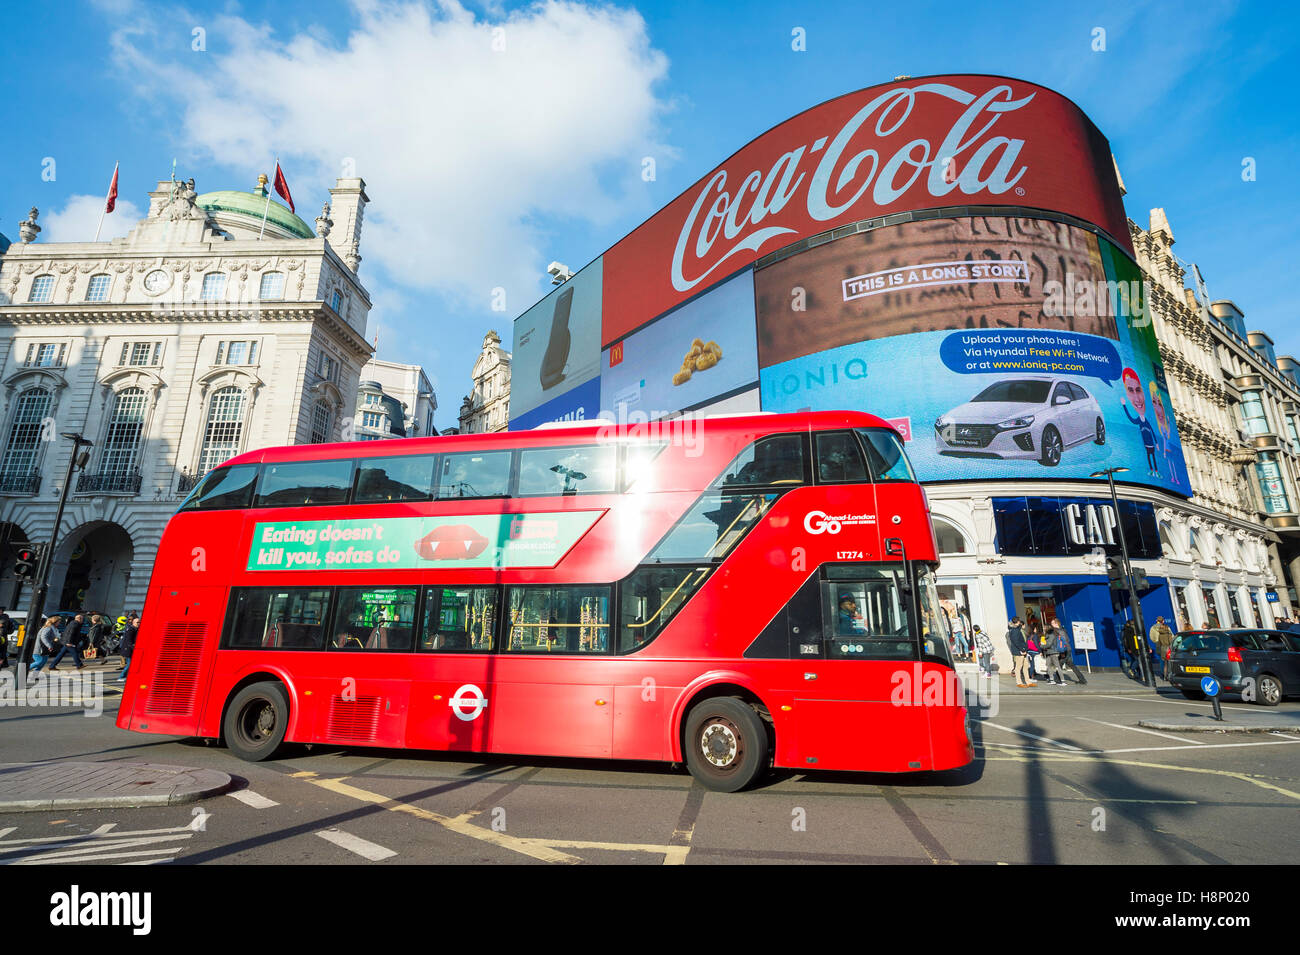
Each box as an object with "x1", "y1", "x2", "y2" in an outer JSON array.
[
  {"x1": 109, "y1": 0, "x2": 672, "y2": 308},
  {"x1": 41, "y1": 195, "x2": 144, "y2": 244}
]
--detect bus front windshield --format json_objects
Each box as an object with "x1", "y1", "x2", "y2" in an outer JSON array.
[{"x1": 917, "y1": 564, "x2": 954, "y2": 665}]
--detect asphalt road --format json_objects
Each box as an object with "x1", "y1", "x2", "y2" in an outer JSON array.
[{"x1": 2, "y1": 681, "x2": 1298, "y2": 865}]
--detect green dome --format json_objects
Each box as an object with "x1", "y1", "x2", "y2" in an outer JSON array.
[{"x1": 196, "y1": 190, "x2": 315, "y2": 239}]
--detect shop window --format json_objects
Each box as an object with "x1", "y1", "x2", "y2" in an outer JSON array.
[
  {"x1": 332, "y1": 587, "x2": 416, "y2": 651},
  {"x1": 932, "y1": 518, "x2": 970, "y2": 555}
]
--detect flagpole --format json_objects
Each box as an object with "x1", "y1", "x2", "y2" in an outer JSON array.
[
  {"x1": 258, "y1": 161, "x2": 276, "y2": 240},
  {"x1": 94, "y1": 161, "x2": 119, "y2": 243}
]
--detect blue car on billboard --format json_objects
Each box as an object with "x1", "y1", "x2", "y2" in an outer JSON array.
[{"x1": 934, "y1": 375, "x2": 1105, "y2": 467}]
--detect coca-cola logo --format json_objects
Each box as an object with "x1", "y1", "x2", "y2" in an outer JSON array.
[{"x1": 671, "y1": 82, "x2": 1035, "y2": 292}]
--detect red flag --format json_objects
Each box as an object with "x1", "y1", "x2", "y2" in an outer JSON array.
[
  {"x1": 273, "y1": 162, "x2": 294, "y2": 214},
  {"x1": 105, "y1": 163, "x2": 119, "y2": 213}
]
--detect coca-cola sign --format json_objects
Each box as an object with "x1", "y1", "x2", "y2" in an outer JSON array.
[{"x1": 602, "y1": 75, "x2": 1129, "y2": 346}]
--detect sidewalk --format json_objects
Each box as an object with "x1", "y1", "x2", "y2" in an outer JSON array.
[
  {"x1": 0, "y1": 762, "x2": 234, "y2": 812},
  {"x1": 957, "y1": 663, "x2": 1158, "y2": 696},
  {"x1": 1137, "y1": 708, "x2": 1300, "y2": 733}
]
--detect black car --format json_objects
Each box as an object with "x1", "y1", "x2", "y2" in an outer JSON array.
[{"x1": 1167, "y1": 628, "x2": 1300, "y2": 706}]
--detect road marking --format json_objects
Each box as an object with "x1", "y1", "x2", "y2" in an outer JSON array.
[
  {"x1": 303, "y1": 774, "x2": 582, "y2": 864},
  {"x1": 316, "y1": 827, "x2": 397, "y2": 861},
  {"x1": 985, "y1": 753, "x2": 1300, "y2": 802},
  {"x1": 981, "y1": 721, "x2": 1083, "y2": 750},
  {"x1": 1093, "y1": 694, "x2": 1258, "y2": 710},
  {"x1": 1076, "y1": 717, "x2": 1205, "y2": 744},
  {"x1": 11, "y1": 846, "x2": 183, "y2": 865},
  {"x1": 1095, "y1": 738, "x2": 1300, "y2": 755},
  {"x1": 228, "y1": 790, "x2": 279, "y2": 809}
]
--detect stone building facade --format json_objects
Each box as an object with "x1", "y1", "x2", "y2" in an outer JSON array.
[
  {"x1": 458, "y1": 330, "x2": 511, "y2": 434},
  {"x1": 0, "y1": 173, "x2": 372, "y2": 617},
  {"x1": 354, "y1": 358, "x2": 436, "y2": 440}
]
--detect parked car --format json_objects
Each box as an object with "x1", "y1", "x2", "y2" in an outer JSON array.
[
  {"x1": 1167, "y1": 628, "x2": 1300, "y2": 705},
  {"x1": 935, "y1": 375, "x2": 1105, "y2": 467}
]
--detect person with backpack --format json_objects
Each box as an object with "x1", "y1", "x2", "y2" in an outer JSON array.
[
  {"x1": 1005, "y1": 617, "x2": 1035, "y2": 687},
  {"x1": 1148, "y1": 616, "x2": 1175, "y2": 682},
  {"x1": 1049, "y1": 618, "x2": 1088, "y2": 684}
]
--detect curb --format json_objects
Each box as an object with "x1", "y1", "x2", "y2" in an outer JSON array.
[
  {"x1": 1137, "y1": 720, "x2": 1300, "y2": 734},
  {"x1": 0, "y1": 762, "x2": 236, "y2": 813}
]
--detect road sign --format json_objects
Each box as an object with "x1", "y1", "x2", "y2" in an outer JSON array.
[{"x1": 1200, "y1": 675, "x2": 1220, "y2": 697}]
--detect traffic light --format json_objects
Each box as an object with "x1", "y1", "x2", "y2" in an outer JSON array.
[
  {"x1": 1105, "y1": 556, "x2": 1125, "y2": 590},
  {"x1": 13, "y1": 544, "x2": 39, "y2": 579},
  {"x1": 1131, "y1": 567, "x2": 1150, "y2": 592}
]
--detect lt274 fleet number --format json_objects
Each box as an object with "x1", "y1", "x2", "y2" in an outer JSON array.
[{"x1": 836, "y1": 551, "x2": 864, "y2": 559}]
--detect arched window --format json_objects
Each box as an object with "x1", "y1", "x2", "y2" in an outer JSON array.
[
  {"x1": 85, "y1": 274, "x2": 112, "y2": 302},
  {"x1": 933, "y1": 517, "x2": 970, "y2": 555},
  {"x1": 258, "y1": 272, "x2": 285, "y2": 300},
  {"x1": 198, "y1": 387, "x2": 246, "y2": 472},
  {"x1": 101, "y1": 387, "x2": 147, "y2": 475},
  {"x1": 28, "y1": 275, "x2": 55, "y2": 303},
  {"x1": 0, "y1": 388, "x2": 52, "y2": 482}
]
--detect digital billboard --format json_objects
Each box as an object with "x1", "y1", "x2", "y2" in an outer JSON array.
[
  {"x1": 600, "y1": 75, "x2": 1131, "y2": 346},
  {"x1": 754, "y1": 217, "x2": 1188, "y2": 492},
  {"x1": 600, "y1": 269, "x2": 759, "y2": 420},
  {"x1": 511, "y1": 258, "x2": 603, "y2": 421}
]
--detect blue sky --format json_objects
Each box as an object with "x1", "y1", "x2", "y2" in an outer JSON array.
[{"x1": 2, "y1": 0, "x2": 1295, "y2": 430}]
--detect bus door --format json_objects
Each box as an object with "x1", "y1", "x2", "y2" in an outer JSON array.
[
  {"x1": 487, "y1": 586, "x2": 614, "y2": 759},
  {"x1": 407, "y1": 585, "x2": 497, "y2": 753},
  {"x1": 793, "y1": 564, "x2": 936, "y2": 772},
  {"x1": 136, "y1": 586, "x2": 226, "y2": 736}
]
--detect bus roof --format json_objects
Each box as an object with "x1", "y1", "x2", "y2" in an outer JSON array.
[{"x1": 219, "y1": 409, "x2": 898, "y2": 467}]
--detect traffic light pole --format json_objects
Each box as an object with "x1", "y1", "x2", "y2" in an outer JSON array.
[
  {"x1": 15, "y1": 435, "x2": 88, "y2": 689},
  {"x1": 1103, "y1": 469, "x2": 1154, "y2": 688}
]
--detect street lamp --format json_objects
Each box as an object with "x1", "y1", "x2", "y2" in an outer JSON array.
[
  {"x1": 1091, "y1": 466, "x2": 1154, "y2": 687},
  {"x1": 15, "y1": 433, "x2": 93, "y2": 688}
]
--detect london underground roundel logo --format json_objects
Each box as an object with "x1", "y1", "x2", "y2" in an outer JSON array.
[
  {"x1": 804, "y1": 510, "x2": 842, "y2": 534},
  {"x1": 450, "y1": 684, "x2": 489, "y2": 721}
]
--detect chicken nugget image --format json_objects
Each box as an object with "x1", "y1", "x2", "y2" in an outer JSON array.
[
  {"x1": 673, "y1": 368, "x2": 693, "y2": 385},
  {"x1": 694, "y1": 350, "x2": 718, "y2": 371},
  {"x1": 704, "y1": 340, "x2": 722, "y2": 358}
]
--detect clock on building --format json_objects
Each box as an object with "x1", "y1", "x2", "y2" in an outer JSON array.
[{"x1": 143, "y1": 269, "x2": 170, "y2": 294}]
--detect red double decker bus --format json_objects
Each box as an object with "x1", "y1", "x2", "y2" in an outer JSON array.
[{"x1": 118, "y1": 411, "x2": 972, "y2": 791}]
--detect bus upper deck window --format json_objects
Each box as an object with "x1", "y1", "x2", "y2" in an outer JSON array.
[
  {"x1": 857, "y1": 428, "x2": 915, "y2": 482},
  {"x1": 181, "y1": 464, "x2": 259, "y2": 510},
  {"x1": 714, "y1": 434, "x2": 807, "y2": 489}
]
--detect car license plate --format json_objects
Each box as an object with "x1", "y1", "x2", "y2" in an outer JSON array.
[{"x1": 1185, "y1": 666, "x2": 1211, "y2": 673}]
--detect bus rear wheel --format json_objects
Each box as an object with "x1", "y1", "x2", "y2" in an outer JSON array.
[
  {"x1": 224, "y1": 681, "x2": 290, "y2": 761},
  {"x1": 683, "y1": 697, "x2": 769, "y2": 792}
]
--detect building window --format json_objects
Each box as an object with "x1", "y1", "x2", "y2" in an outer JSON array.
[
  {"x1": 363, "y1": 393, "x2": 383, "y2": 407},
  {"x1": 932, "y1": 518, "x2": 970, "y2": 555},
  {"x1": 198, "y1": 387, "x2": 246, "y2": 473},
  {"x1": 0, "y1": 388, "x2": 53, "y2": 483},
  {"x1": 331, "y1": 290, "x2": 343, "y2": 312},
  {"x1": 310, "y1": 403, "x2": 332, "y2": 444},
  {"x1": 28, "y1": 275, "x2": 54, "y2": 303},
  {"x1": 85, "y1": 274, "x2": 112, "y2": 302},
  {"x1": 318, "y1": 352, "x2": 338, "y2": 382},
  {"x1": 215, "y1": 340, "x2": 258, "y2": 365},
  {"x1": 120, "y1": 341, "x2": 163, "y2": 366},
  {"x1": 1239, "y1": 391, "x2": 1270, "y2": 436},
  {"x1": 24, "y1": 343, "x2": 66, "y2": 368},
  {"x1": 258, "y1": 272, "x2": 285, "y2": 300},
  {"x1": 1255, "y1": 452, "x2": 1292, "y2": 514},
  {"x1": 201, "y1": 273, "x2": 227, "y2": 300},
  {"x1": 101, "y1": 387, "x2": 147, "y2": 475},
  {"x1": 362, "y1": 411, "x2": 384, "y2": 430}
]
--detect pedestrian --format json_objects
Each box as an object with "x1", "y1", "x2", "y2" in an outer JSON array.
[
  {"x1": 1039, "y1": 623, "x2": 1065, "y2": 685},
  {"x1": 0, "y1": 608, "x2": 13, "y2": 669},
  {"x1": 86, "y1": 613, "x2": 112, "y2": 662},
  {"x1": 1050, "y1": 618, "x2": 1087, "y2": 684},
  {"x1": 973, "y1": 625, "x2": 994, "y2": 676},
  {"x1": 1148, "y1": 615, "x2": 1175, "y2": 681},
  {"x1": 115, "y1": 614, "x2": 139, "y2": 683},
  {"x1": 1025, "y1": 618, "x2": 1044, "y2": 681},
  {"x1": 1284, "y1": 616, "x2": 1300, "y2": 635},
  {"x1": 1005, "y1": 617, "x2": 1035, "y2": 687},
  {"x1": 47, "y1": 612, "x2": 87, "y2": 671},
  {"x1": 27, "y1": 616, "x2": 64, "y2": 674}
]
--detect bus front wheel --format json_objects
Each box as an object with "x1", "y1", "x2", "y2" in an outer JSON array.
[
  {"x1": 224, "y1": 682, "x2": 290, "y2": 761},
  {"x1": 683, "y1": 697, "x2": 769, "y2": 792}
]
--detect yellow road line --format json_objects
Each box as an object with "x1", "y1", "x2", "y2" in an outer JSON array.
[{"x1": 983, "y1": 754, "x2": 1300, "y2": 802}]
